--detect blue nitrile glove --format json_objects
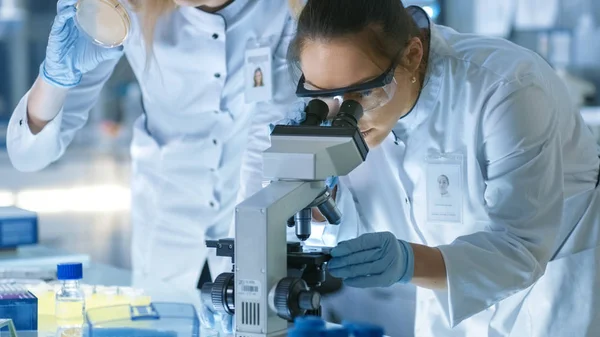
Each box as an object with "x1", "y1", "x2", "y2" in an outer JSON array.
[
  {"x1": 270, "y1": 101, "x2": 307, "y2": 132},
  {"x1": 328, "y1": 232, "x2": 414, "y2": 288},
  {"x1": 269, "y1": 101, "x2": 336, "y2": 132},
  {"x1": 325, "y1": 176, "x2": 339, "y2": 190},
  {"x1": 200, "y1": 304, "x2": 234, "y2": 334},
  {"x1": 41, "y1": 0, "x2": 124, "y2": 88}
]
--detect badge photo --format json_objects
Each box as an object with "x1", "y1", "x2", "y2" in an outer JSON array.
[
  {"x1": 244, "y1": 46, "x2": 273, "y2": 103},
  {"x1": 426, "y1": 154, "x2": 464, "y2": 224}
]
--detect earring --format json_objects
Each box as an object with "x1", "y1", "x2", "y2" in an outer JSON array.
[{"x1": 411, "y1": 76, "x2": 417, "y2": 84}]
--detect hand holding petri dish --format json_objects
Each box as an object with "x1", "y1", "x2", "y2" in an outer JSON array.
[{"x1": 75, "y1": 0, "x2": 131, "y2": 48}]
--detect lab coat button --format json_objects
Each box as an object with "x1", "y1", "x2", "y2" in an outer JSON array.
[
  {"x1": 209, "y1": 201, "x2": 215, "y2": 208},
  {"x1": 214, "y1": 73, "x2": 221, "y2": 78},
  {"x1": 19, "y1": 119, "x2": 23, "y2": 126},
  {"x1": 212, "y1": 33, "x2": 219, "y2": 39},
  {"x1": 213, "y1": 139, "x2": 218, "y2": 145}
]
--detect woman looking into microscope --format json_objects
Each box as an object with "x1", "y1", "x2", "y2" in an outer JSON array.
[{"x1": 289, "y1": 1, "x2": 600, "y2": 336}]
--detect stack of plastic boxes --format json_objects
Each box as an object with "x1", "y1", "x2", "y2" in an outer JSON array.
[{"x1": 0, "y1": 284, "x2": 37, "y2": 331}]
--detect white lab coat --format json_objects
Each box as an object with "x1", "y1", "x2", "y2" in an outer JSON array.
[
  {"x1": 6, "y1": 0, "x2": 298, "y2": 293},
  {"x1": 322, "y1": 14, "x2": 600, "y2": 337}
]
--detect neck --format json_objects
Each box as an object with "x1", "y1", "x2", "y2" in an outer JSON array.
[
  {"x1": 197, "y1": 0, "x2": 233, "y2": 13},
  {"x1": 398, "y1": 29, "x2": 431, "y2": 119}
]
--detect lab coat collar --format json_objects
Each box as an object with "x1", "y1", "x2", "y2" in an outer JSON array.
[{"x1": 178, "y1": 0, "x2": 249, "y2": 28}]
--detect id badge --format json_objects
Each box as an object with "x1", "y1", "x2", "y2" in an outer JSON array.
[
  {"x1": 244, "y1": 40, "x2": 273, "y2": 103},
  {"x1": 426, "y1": 153, "x2": 464, "y2": 224}
]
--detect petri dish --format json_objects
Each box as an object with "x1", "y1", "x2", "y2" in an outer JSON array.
[{"x1": 75, "y1": 0, "x2": 131, "y2": 48}]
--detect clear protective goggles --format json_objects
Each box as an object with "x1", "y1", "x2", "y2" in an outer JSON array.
[
  {"x1": 295, "y1": 63, "x2": 398, "y2": 115},
  {"x1": 75, "y1": 0, "x2": 131, "y2": 48}
]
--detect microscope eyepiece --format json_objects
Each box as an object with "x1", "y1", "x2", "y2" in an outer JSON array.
[
  {"x1": 301, "y1": 99, "x2": 329, "y2": 126},
  {"x1": 332, "y1": 100, "x2": 363, "y2": 129}
]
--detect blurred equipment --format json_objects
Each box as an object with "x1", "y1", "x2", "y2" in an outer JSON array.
[
  {"x1": 0, "y1": 0, "x2": 23, "y2": 38},
  {"x1": 404, "y1": 0, "x2": 443, "y2": 23},
  {"x1": 201, "y1": 99, "x2": 368, "y2": 336},
  {"x1": 75, "y1": 0, "x2": 131, "y2": 48},
  {"x1": 0, "y1": 207, "x2": 38, "y2": 249},
  {"x1": 0, "y1": 284, "x2": 38, "y2": 331},
  {"x1": 511, "y1": 29, "x2": 597, "y2": 108},
  {"x1": 514, "y1": 0, "x2": 559, "y2": 30},
  {"x1": 444, "y1": 0, "x2": 515, "y2": 37}
]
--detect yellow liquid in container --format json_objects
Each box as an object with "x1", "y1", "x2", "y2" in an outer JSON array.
[{"x1": 26, "y1": 284, "x2": 151, "y2": 332}]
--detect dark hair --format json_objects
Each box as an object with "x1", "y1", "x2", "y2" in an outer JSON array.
[{"x1": 288, "y1": 0, "x2": 422, "y2": 78}]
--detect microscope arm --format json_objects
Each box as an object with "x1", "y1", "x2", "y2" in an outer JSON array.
[{"x1": 234, "y1": 180, "x2": 326, "y2": 335}]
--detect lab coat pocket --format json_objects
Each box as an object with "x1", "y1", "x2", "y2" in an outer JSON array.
[{"x1": 522, "y1": 245, "x2": 600, "y2": 337}]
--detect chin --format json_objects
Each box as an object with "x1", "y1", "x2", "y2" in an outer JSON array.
[{"x1": 364, "y1": 134, "x2": 385, "y2": 149}]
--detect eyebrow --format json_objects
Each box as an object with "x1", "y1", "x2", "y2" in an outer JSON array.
[{"x1": 305, "y1": 73, "x2": 381, "y2": 90}]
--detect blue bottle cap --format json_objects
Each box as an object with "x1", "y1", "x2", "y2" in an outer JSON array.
[
  {"x1": 57, "y1": 263, "x2": 83, "y2": 280},
  {"x1": 294, "y1": 316, "x2": 326, "y2": 329}
]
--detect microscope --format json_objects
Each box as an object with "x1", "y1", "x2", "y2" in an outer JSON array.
[{"x1": 200, "y1": 99, "x2": 368, "y2": 337}]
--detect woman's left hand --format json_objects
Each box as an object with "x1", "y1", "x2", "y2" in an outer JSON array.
[{"x1": 328, "y1": 232, "x2": 415, "y2": 288}]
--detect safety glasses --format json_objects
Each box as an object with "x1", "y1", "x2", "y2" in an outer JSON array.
[{"x1": 295, "y1": 63, "x2": 398, "y2": 113}]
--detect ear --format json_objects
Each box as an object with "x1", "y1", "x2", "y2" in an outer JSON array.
[{"x1": 401, "y1": 37, "x2": 424, "y2": 74}]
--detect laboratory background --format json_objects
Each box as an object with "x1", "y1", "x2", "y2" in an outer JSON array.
[
  {"x1": 0, "y1": 0, "x2": 600, "y2": 317},
  {"x1": 1, "y1": 0, "x2": 600, "y2": 275}
]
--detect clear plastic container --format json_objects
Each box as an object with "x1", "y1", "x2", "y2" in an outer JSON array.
[
  {"x1": 55, "y1": 263, "x2": 85, "y2": 337},
  {"x1": 75, "y1": 0, "x2": 131, "y2": 48},
  {"x1": 85, "y1": 302, "x2": 200, "y2": 337}
]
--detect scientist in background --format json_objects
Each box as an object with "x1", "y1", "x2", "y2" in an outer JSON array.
[
  {"x1": 6, "y1": 0, "x2": 300, "y2": 329},
  {"x1": 289, "y1": 1, "x2": 600, "y2": 336}
]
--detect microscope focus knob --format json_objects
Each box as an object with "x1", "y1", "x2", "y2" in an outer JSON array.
[
  {"x1": 201, "y1": 272, "x2": 235, "y2": 316},
  {"x1": 298, "y1": 290, "x2": 321, "y2": 311},
  {"x1": 272, "y1": 277, "x2": 317, "y2": 321}
]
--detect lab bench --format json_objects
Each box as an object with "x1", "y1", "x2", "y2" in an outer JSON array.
[
  {"x1": 0, "y1": 245, "x2": 131, "y2": 286},
  {"x1": 0, "y1": 245, "x2": 390, "y2": 336}
]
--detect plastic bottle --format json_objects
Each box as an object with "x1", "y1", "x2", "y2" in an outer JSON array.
[{"x1": 55, "y1": 263, "x2": 85, "y2": 337}]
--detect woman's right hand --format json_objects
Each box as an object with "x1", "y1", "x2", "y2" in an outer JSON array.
[{"x1": 41, "y1": 0, "x2": 124, "y2": 88}]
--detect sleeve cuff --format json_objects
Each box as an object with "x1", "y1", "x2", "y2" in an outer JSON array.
[
  {"x1": 7, "y1": 91, "x2": 64, "y2": 172},
  {"x1": 434, "y1": 243, "x2": 533, "y2": 328}
]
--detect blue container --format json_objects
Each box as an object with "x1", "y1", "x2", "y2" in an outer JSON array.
[
  {"x1": 0, "y1": 207, "x2": 38, "y2": 248},
  {"x1": 0, "y1": 284, "x2": 38, "y2": 331},
  {"x1": 294, "y1": 316, "x2": 326, "y2": 330},
  {"x1": 85, "y1": 302, "x2": 199, "y2": 337},
  {"x1": 342, "y1": 321, "x2": 385, "y2": 337}
]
